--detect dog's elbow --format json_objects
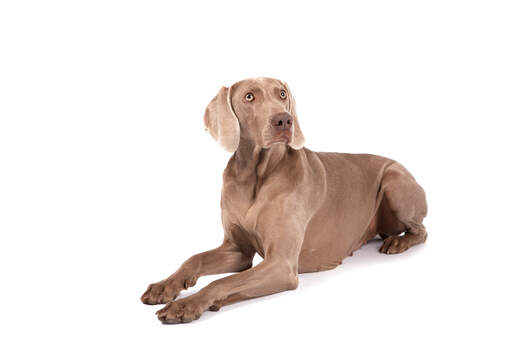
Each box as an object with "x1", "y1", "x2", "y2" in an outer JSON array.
[
  {"x1": 272, "y1": 263, "x2": 299, "y2": 291},
  {"x1": 286, "y1": 273, "x2": 299, "y2": 290}
]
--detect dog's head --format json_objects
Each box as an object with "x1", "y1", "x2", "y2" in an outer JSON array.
[{"x1": 204, "y1": 77, "x2": 305, "y2": 152}]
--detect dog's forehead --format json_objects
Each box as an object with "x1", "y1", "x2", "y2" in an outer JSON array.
[{"x1": 234, "y1": 77, "x2": 284, "y2": 91}]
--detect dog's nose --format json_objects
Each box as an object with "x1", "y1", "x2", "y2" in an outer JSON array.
[{"x1": 271, "y1": 112, "x2": 293, "y2": 131}]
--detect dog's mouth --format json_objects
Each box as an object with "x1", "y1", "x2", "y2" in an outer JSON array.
[{"x1": 269, "y1": 130, "x2": 291, "y2": 145}]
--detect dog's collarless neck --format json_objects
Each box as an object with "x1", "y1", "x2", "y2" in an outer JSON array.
[{"x1": 232, "y1": 139, "x2": 289, "y2": 182}]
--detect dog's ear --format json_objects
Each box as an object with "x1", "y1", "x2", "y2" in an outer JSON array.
[
  {"x1": 203, "y1": 86, "x2": 240, "y2": 152},
  {"x1": 285, "y1": 82, "x2": 305, "y2": 150}
]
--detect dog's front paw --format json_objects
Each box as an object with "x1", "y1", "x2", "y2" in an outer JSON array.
[
  {"x1": 141, "y1": 275, "x2": 198, "y2": 305},
  {"x1": 156, "y1": 296, "x2": 206, "y2": 324},
  {"x1": 141, "y1": 281, "x2": 179, "y2": 305}
]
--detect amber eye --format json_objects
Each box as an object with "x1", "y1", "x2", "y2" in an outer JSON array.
[
  {"x1": 245, "y1": 92, "x2": 254, "y2": 102},
  {"x1": 280, "y1": 90, "x2": 287, "y2": 99}
]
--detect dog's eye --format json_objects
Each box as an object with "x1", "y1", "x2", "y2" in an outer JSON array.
[
  {"x1": 280, "y1": 90, "x2": 287, "y2": 99},
  {"x1": 245, "y1": 93, "x2": 254, "y2": 102}
]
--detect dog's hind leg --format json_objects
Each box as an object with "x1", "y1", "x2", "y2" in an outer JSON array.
[{"x1": 377, "y1": 163, "x2": 428, "y2": 255}]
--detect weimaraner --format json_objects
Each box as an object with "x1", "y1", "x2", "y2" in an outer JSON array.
[{"x1": 141, "y1": 77, "x2": 428, "y2": 323}]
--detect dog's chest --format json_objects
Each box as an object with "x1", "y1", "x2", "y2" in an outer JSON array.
[
  {"x1": 221, "y1": 182, "x2": 269, "y2": 255},
  {"x1": 222, "y1": 180, "x2": 261, "y2": 226},
  {"x1": 222, "y1": 176, "x2": 280, "y2": 232}
]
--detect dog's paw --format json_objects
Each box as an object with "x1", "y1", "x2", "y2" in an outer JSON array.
[
  {"x1": 141, "y1": 281, "x2": 179, "y2": 305},
  {"x1": 156, "y1": 297, "x2": 205, "y2": 324},
  {"x1": 379, "y1": 236, "x2": 409, "y2": 254},
  {"x1": 141, "y1": 276, "x2": 198, "y2": 305}
]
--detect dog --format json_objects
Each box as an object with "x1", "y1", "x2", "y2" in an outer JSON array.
[{"x1": 141, "y1": 77, "x2": 428, "y2": 323}]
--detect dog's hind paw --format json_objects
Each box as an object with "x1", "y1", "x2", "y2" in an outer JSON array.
[{"x1": 379, "y1": 236, "x2": 409, "y2": 254}]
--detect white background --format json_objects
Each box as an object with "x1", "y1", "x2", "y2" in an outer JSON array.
[{"x1": 1, "y1": 1, "x2": 511, "y2": 340}]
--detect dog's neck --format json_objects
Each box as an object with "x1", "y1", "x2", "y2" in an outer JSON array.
[{"x1": 232, "y1": 137, "x2": 289, "y2": 182}]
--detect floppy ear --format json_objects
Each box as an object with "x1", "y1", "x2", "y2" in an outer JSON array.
[
  {"x1": 203, "y1": 86, "x2": 240, "y2": 152},
  {"x1": 285, "y1": 82, "x2": 305, "y2": 150}
]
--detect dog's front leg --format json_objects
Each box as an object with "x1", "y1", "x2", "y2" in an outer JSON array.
[
  {"x1": 141, "y1": 241, "x2": 254, "y2": 305},
  {"x1": 156, "y1": 257, "x2": 298, "y2": 323},
  {"x1": 156, "y1": 228, "x2": 303, "y2": 323}
]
